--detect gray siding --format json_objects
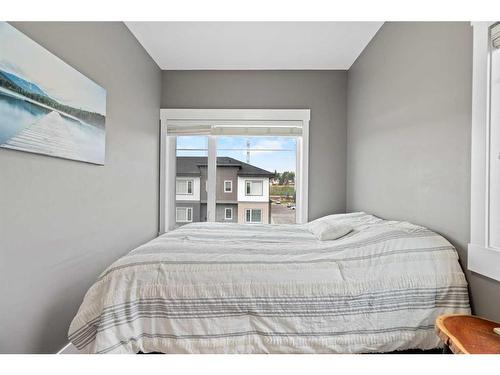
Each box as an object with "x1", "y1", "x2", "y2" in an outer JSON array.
[
  {"x1": 175, "y1": 202, "x2": 201, "y2": 224},
  {"x1": 0, "y1": 22, "x2": 161, "y2": 353},
  {"x1": 216, "y1": 167, "x2": 238, "y2": 202},
  {"x1": 200, "y1": 203, "x2": 207, "y2": 222},
  {"x1": 200, "y1": 166, "x2": 239, "y2": 203},
  {"x1": 347, "y1": 22, "x2": 500, "y2": 321},
  {"x1": 162, "y1": 70, "x2": 348, "y2": 220},
  {"x1": 216, "y1": 204, "x2": 238, "y2": 222},
  {"x1": 200, "y1": 166, "x2": 208, "y2": 202}
]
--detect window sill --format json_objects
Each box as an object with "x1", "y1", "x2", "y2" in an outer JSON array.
[{"x1": 468, "y1": 244, "x2": 500, "y2": 281}]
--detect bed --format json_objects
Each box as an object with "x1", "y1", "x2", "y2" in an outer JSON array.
[{"x1": 68, "y1": 212, "x2": 470, "y2": 354}]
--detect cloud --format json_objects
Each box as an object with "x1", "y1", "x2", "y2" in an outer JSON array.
[
  {"x1": 178, "y1": 136, "x2": 296, "y2": 172},
  {"x1": 247, "y1": 138, "x2": 295, "y2": 155}
]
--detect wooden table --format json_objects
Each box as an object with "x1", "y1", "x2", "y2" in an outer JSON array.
[{"x1": 435, "y1": 314, "x2": 500, "y2": 354}]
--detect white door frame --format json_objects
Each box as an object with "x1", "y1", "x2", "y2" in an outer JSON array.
[{"x1": 159, "y1": 108, "x2": 310, "y2": 233}]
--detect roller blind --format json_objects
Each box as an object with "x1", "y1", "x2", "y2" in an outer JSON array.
[
  {"x1": 166, "y1": 120, "x2": 303, "y2": 136},
  {"x1": 492, "y1": 23, "x2": 500, "y2": 49}
]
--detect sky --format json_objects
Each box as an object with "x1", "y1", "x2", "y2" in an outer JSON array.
[
  {"x1": 0, "y1": 22, "x2": 106, "y2": 115},
  {"x1": 177, "y1": 136, "x2": 296, "y2": 173}
]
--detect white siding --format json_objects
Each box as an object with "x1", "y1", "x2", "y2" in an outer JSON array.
[
  {"x1": 176, "y1": 177, "x2": 200, "y2": 201},
  {"x1": 237, "y1": 177, "x2": 269, "y2": 202}
]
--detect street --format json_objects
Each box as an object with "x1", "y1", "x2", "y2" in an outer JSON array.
[{"x1": 270, "y1": 202, "x2": 296, "y2": 224}]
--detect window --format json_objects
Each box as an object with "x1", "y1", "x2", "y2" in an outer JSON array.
[
  {"x1": 245, "y1": 208, "x2": 262, "y2": 223},
  {"x1": 176, "y1": 207, "x2": 193, "y2": 223},
  {"x1": 176, "y1": 178, "x2": 193, "y2": 195},
  {"x1": 161, "y1": 109, "x2": 310, "y2": 232},
  {"x1": 488, "y1": 22, "x2": 500, "y2": 249},
  {"x1": 245, "y1": 180, "x2": 263, "y2": 196},
  {"x1": 468, "y1": 22, "x2": 500, "y2": 281},
  {"x1": 217, "y1": 136, "x2": 296, "y2": 224},
  {"x1": 174, "y1": 136, "x2": 206, "y2": 224},
  {"x1": 224, "y1": 180, "x2": 232, "y2": 193},
  {"x1": 224, "y1": 207, "x2": 233, "y2": 220}
]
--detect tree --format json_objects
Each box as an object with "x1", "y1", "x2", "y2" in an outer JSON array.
[{"x1": 274, "y1": 171, "x2": 295, "y2": 185}]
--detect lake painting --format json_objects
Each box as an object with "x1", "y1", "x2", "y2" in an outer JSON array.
[{"x1": 0, "y1": 22, "x2": 106, "y2": 164}]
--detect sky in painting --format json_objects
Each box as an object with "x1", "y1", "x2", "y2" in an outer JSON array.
[
  {"x1": 177, "y1": 136, "x2": 296, "y2": 173},
  {"x1": 0, "y1": 22, "x2": 106, "y2": 115}
]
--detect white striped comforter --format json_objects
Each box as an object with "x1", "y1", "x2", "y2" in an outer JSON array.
[{"x1": 68, "y1": 213, "x2": 470, "y2": 353}]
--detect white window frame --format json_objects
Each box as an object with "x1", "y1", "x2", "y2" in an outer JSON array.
[
  {"x1": 245, "y1": 180, "x2": 263, "y2": 196},
  {"x1": 224, "y1": 207, "x2": 233, "y2": 220},
  {"x1": 176, "y1": 207, "x2": 193, "y2": 223},
  {"x1": 245, "y1": 208, "x2": 262, "y2": 224},
  {"x1": 160, "y1": 109, "x2": 310, "y2": 233},
  {"x1": 224, "y1": 180, "x2": 232, "y2": 193},
  {"x1": 469, "y1": 22, "x2": 500, "y2": 281},
  {"x1": 176, "y1": 178, "x2": 193, "y2": 195}
]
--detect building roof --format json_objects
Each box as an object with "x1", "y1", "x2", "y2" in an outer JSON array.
[{"x1": 176, "y1": 156, "x2": 275, "y2": 177}]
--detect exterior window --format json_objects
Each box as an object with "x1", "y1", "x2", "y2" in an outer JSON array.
[
  {"x1": 176, "y1": 179, "x2": 193, "y2": 195},
  {"x1": 245, "y1": 180, "x2": 263, "y2": 196},
  {"x1": 245, "y1": 208, "x2": 262, "y2": 223},
  {"x1": 162, "y1": 110, "x2": 310, "y2": 232},
  {"x1": 224, "y1": 207, "x2": 233, "y2": 220},
  {"x1": 176, "y1": 207, "x2": 193, "y2": 222}
]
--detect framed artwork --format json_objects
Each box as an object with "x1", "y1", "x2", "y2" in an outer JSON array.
[{"x1": 0, "y1": 22, "x2": 106, "y2": 164}]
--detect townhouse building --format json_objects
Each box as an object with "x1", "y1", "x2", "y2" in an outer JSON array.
[{"x1": 175, "y1": 156, "x2": 274, "y2": 225}]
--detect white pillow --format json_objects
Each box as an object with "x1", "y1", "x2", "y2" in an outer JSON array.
[{"x1": 307, "y1": 220, "x2": 353, "y2": 241}]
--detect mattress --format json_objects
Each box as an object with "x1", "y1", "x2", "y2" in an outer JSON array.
[{"x1": 68, "y1": 212, "x2": 470, "y2": 353}]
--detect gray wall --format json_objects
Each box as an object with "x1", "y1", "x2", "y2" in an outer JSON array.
[
  {"x1": 162, "y1": 71, "x2": 347, "y2": 220},
  {"x1": 0, "y1": 22, "x2": 161, "y2": 353},
  {"x1": 347, "y1": 22, "x2": 500, "y2": 320}
]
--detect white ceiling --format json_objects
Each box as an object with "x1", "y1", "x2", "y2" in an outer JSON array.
[{"x1": 125, "y1": 22, "x2": 383, "y2": 70}]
